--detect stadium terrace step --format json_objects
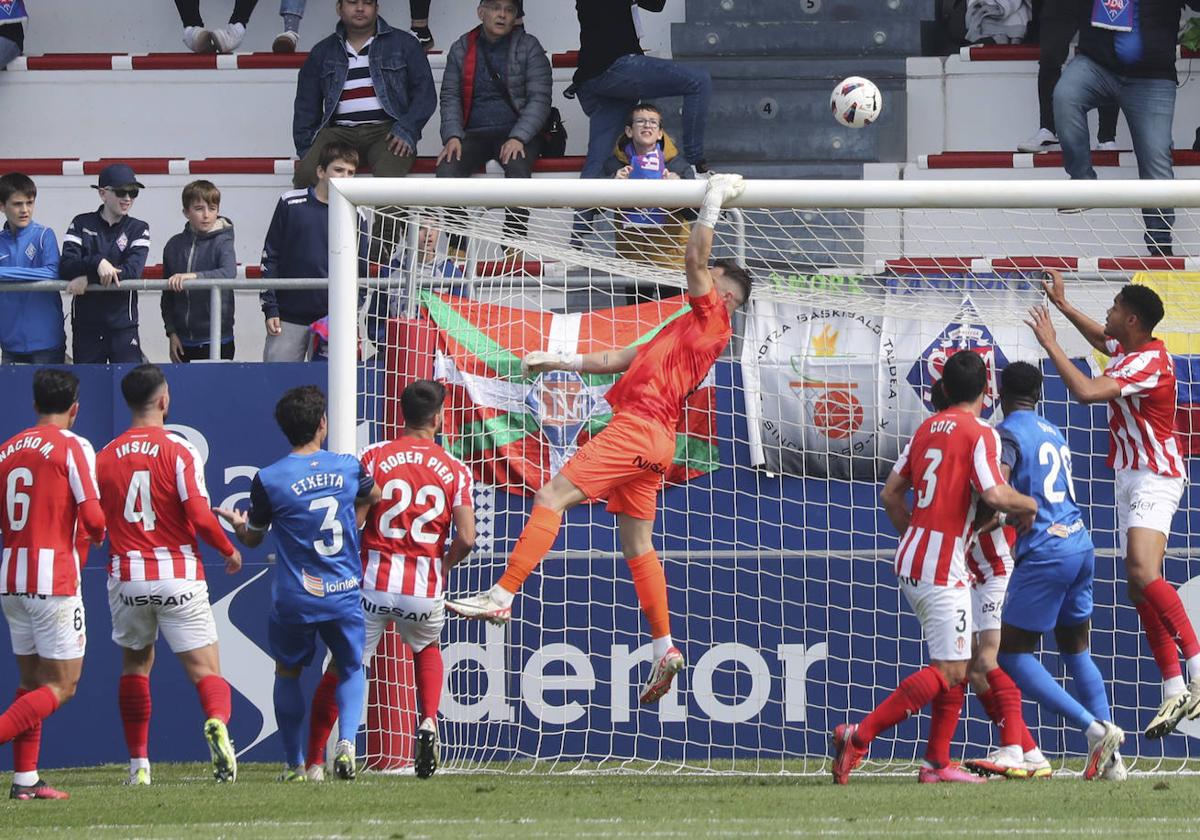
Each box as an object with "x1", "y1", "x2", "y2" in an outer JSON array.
[
  {"x1": 671, "y1": 20, "x2": 924, "y2": 58},
  {"x1": 5, "y1": 50, "x2": 581, "y2": 71},
  {"x1": 958, "y1": 43, "x2": 1200, "y2": 61},
  {"x1": 882, "y1": 256, "x2": 1200, "y2": 274},
  {"x1": 684, "y1": 0, "x2": 936, "y2": 23},
  {"x1": 0, "y1": 156, "x2": 587, "y2": 177},
  {"x1": 138, "y1": 260, "x2": 553, "y2": 280},
  {"x1": 918, "y1": 150, "x2": 1200, "y2": 169}
]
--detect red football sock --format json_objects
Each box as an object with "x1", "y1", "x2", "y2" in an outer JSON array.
[
  {"x1": 1136, "y1": 598, "x2": 1184, "y2": 679},
  {"x1": 924, "y1": 681, "x2": 964, "y2": 767},
  {"x1": 306, "y1": 671, "x2": 340, "y2": 768},
  {"x1": 0, "y1": 686, "x2": 59, "y2": 746},
  {"x1": 1143, "y1": 578, "x2": 1200, "y2": 660},
  {"x1": 626, "y1": 550, "x2": 672, "y2": 639},
  {"x1": 413, "y1": 644, "x2": 444, "y2": 722},
  {"x1": 11, "y1": 688, "x2": 41, "y2": 772},
  {"x1": 983, "y1": 668, "x2": 1034, "y2": 750},
  {"x1": 196, "y1": 675, "x2": 232, "y2": 724},
  {"x1": 118, "y1": 674, "x2": 152, "y2": 759},
  {"x1": 854, "y1": 665, "x2": 948, "y2": 748},
  {"x1": 497, "y1": 505, "x2": 562, "y2": 594}
]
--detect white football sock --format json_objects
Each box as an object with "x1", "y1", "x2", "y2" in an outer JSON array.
[
  {"x1": 489, "y1": 584, "x2": 515, "y2": 608},
  {"x1": 12, "y1": 771, "x2": 38, "y2": 787},
  {"x1": 652, "y1": 635, "x2": 674, "y2": 660},
  {"x1": 131, "y1": 757, "x2": 150, "y2": 772},
  {"x1": 1023, "y1": 747, "x2": 1046, "y2": 764},
  {"x1": 1186, "y1": 655, "x2": 1200, "y2": 682},
  {"x1": 1164, "y1": 675, "x2": 1187, "y2": 698},
  {"x1": 1085, "y1": 721, "x2": 1107, "y2": 743}
]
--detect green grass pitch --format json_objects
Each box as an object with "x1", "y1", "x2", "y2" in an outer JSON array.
[{"x1": 4, "y1": 762, "x2": 1200, "y2": 838}]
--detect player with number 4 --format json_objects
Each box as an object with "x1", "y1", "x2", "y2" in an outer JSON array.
[
  {"x1": 217, "y1": 386, "x2": 381, "y2": 782},
  {"x1": 831, "y1": 351, "x2": 1038, "y2": 784},
  {"x1": 96, "y1": 364, "x2": 243, "y2": 786}
]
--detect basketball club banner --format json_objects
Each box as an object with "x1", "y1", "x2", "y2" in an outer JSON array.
[
  {"x1": 741, "y1": 295, "x2": 1042, "y2": 480},
  {"x1": 420, "y1": 291, "x2": 720, "y2": 495}
]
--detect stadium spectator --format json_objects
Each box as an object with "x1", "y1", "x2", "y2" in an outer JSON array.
[
  {"x1": 175, "y1": 0, "x2": 259, "y2": 53},
  {"x1": 291, "y1": 0, "x2": 437, "y2": 188},
  {"x1": 966, "y1": 0, "x2": 1031, "y2": 44},
  {"x1": 0, "y1": 0, "x2": 25, "y2": 68},
  {"x1": 217, "y1": 386, "x2": 382, "y2": 782},
  {"x1": 59, "y1": 163, "x2": 150, "y2": 364},
  {"x1": 273, "y1": 0, "x2": 439, "y2": 53},
  {"x1": 1019, "y1": 0, "x2": 1120, "y2": 152},
  {"x1": 0, "y1": 173, "x2": 65, "y2": 364},
  {"x1": 569, "y1": 0, "x2": 711, "y2": 179},
  {"x1": 262, "y1": 143, "x2": 366, "y2": 362},
  {"x1": 606, "y1": 102, "x2": 694, "y2": 280},
  {"x1": 161, "y1": 180, "x2": 237, "y2": 362},
  {"x1": 0, "y1": 369, "x2": 105, "y2": 801},
  {"x1": 1053, "y1": 0, "x2": 1199, "y2": 256},
  {"x1": 436, "y1": 0, "x2": 551, "y2": 257}
]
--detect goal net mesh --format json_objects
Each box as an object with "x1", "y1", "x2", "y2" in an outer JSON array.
[{"x1": 347, "y1": 187, "x2": 1200, "y2": 775}]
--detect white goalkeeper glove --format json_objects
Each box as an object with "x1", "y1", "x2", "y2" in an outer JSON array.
[
  {"x1": 521, "y1": 350, "x2": 584, "y2": 375},
  {"x1": 697, "y1": 173, "x2": 745, "y2": 229}
]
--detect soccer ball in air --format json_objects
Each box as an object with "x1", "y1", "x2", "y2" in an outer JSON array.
[{"x1": 830, "y1": 76, "x2": 882, "y2": 129}]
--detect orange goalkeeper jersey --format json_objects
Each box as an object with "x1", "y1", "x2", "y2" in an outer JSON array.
[{"x1": 604, "y1": 287, "x2": 732, "y2": 430}]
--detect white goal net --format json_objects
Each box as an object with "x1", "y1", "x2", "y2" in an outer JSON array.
[{"x1": 327, "y1": 178, "x2": 1200, "y2": 774}]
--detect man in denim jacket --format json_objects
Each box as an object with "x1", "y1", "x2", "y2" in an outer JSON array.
[{"x1": 292, "y1": 0, "x2": 436, "y2": 189}]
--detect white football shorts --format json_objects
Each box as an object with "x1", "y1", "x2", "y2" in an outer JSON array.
[
  {"x1": 2, "y1": 593, "x2": 86, "y2": 660},
  {"x1": 900, "y1": 578, "x2": 971, "y2": 661},
  {"x1": 1115, "y1": 468, "x2": 1185, "y2": 550},
  {"x1": 971, "y1": 572, "x2": 1009, "y2": 634},
  {"x1": 108, "y1": 578, "x2": 218, "y2": 653},
  {"x1": 362, "y1": 590, "x2": 445, "y2": 656}
]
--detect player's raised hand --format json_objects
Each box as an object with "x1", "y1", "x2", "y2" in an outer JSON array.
[
  {"x1": 704, "y1": 173, "x2": 745, "y2": 207},
  {"x1": 521, "y1": 350, "x2": 582, "y2": 375},
  {"x1": 1025, "y1": 304, "x2": 1058, "y2": 348},
  {"x1": 223, "y1": 547, "x2": 243, "y2": 574},
  {"x1": 1041, "y1": 269, "x2": 1067, "y2": 310}
]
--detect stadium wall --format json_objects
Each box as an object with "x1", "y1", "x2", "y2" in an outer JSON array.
[{"x1": 0, "y1": 361, "x2": 1198, "y2": 768}]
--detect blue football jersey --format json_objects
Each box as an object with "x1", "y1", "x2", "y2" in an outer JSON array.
[
  {"x1": 248, "y1": 449, "x2": 375, "y2": 622},
  {"x1": 997, "y1": 410, "x2": 1093, "y2": 560}
]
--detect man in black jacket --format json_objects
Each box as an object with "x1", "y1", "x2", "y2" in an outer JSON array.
[
  {"x1": 59, "y1": 163, "x2": 150, "y2": 364},
  {"x1": 1053, "y1": 0, "x2": 1200, "y2": 255}
]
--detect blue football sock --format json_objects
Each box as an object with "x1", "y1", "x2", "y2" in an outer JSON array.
[
  {"x1": 998, "y1": 651, "x2": 1095, "y2": 733},
  {"x1": 273, "y1": 674, "x2": 306, "y2": 768},
  {"x1": 334, "y1": 664, "x2": 366, "y2": 745},
  {"x1": 1061, "y1": 650, "x2": 1112, "y2": 723}
]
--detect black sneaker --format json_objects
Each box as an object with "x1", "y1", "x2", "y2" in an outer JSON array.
[
  {"x1": 411, "y1": 26, "x2": 434, "y2": 52},
  {"x1": 10, "y1": 780, "x2": 69, "y2": 800},
  {"x1": 414, "y1": 718, "x2": 439, "y2": 780}
]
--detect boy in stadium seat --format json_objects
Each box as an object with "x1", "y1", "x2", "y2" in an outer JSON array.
[
  {"x1": 161, "y1": 180, "x2": 237, "y2": 362},
  {"x1": 261, "y1": 143, "x2": 366, "y2": 362},
  {"x1": 831, "y1": 352, "x2": 1043, "y2": 785},
  {"x1": 0, "y1": 369, "x2": 106, "y2": 800},
  {"x1": 447, "y1": 175, "x2": 751, "y2": 706},
  {"x1": 274, "y1": 0, "x2": 440, "y2": 53},
  {"x1": 291, "y1": 0, "x2": 436, "y2": 189},
  {"x1": 217, "y1": 386, "x2": 382, "y2": 782},
  {"x1": 606, "y1": 102, "x2": 695, "y2": 285},
  {"x1": 1030, "y1": 270, "x2": 1200, "y2": 739},
  {"x1": 304, "y1": 380, "x2": 475, "y2": 781},
  {"x1": 435, "y1": 0, "x2": 551, "y2": 262},
  {"x1": 175, "y1": 0, "x2": 259, "y2": 53},
  {"x1": 58, "y1": 163, "x2": 150, "y2": 364},
  {"x1": 0, "y1": 173, "x2": 66, "y2": 364},
  {"x1": 96, "y1": 365, "x2": 243, "y2": 785}
]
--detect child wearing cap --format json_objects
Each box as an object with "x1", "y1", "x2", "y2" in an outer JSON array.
[{"x1": 58, "y1": 162, "x2": 151, "y2": 363}]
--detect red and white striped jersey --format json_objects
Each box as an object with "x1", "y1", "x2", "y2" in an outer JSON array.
[
  {"x1": 0, "y1": 425, "x2": 101, "y2": 596},
  {"x1": 97, "y1": 427, "x2": 213, "y2": 582},
  {"x1": 359, "y1": 436, "x2": 473, "y2": 598},
  {"x1": 967, "y1": 525, "x2": 1015, "y2": 583},
  {"x1": 1103, "y1": 338, "x2": 1185, "y2": 478},
  {"x1": 892, "y1": 407, "x2": 1007, "y2": 587}
]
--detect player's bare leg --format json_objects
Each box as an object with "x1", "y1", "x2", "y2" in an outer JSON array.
[
  {"x1": 1126, "y1": 527, "x2": 1200, "y2": 737},
  {"x1": 616, "y1": 514, "x2": 684, "y2": 704},
  {"x1": 178, "y1": 644, "x2": 237, "y2": 782},
  {"x1": 963, "y1": 630, "x2": 1049, "y2": 780},
  {"x1": 119, "y1": 646, "x2": 155, "y2": 785},
  {"x1": 7, "y1": 655, "x2": 79, "y2": 801},
  {"x1": 447, "y1": 473, "x2": 587, "y2": 623}
]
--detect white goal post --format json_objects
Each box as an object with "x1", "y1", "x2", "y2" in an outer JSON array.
[{"x1": 326, "y1": 177, "x2": 1200, "y2": 774}]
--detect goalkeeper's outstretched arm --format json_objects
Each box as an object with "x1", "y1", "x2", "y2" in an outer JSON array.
[
  {"x1": 686, "y1": 174, "x2": 744, "y2": 299},
  {"x1": 522, "y1": 346, "x2": 637, "y2": 376}
]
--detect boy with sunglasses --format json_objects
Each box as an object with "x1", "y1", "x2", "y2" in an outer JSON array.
[{"x1": 59, "y1": 163, "x2": 151, "y2": 364}]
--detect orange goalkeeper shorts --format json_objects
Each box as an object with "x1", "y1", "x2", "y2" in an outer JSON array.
[{"x1": 560, "y1": 412, "x2": 676, "y2": 521}]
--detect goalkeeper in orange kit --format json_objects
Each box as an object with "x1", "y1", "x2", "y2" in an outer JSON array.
[{"x1": 447, "y1": 174, "x2": 752, "y2": 703}]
